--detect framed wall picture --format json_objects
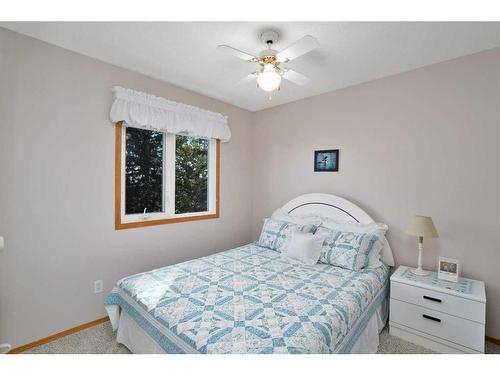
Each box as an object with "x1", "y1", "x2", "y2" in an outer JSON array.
[
  {"x1": 314, "y1": 149, "x2": 339, "y2": 172},
  {"x1": 438, "y1": 257, "x2": 460, "y2": 282}
]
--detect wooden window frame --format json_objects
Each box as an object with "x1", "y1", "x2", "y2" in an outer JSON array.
[{"x1": 114, "y1": 121, "x2": 220, "y2": 230}]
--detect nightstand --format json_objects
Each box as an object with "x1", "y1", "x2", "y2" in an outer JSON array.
[{"x1": 389, "y1": 265, "x2": 486, "y2": 353}]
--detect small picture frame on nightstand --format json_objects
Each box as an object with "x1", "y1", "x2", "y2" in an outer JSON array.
[{"x1": 438, "y1": 257, "x2": 460, "y2": 282}]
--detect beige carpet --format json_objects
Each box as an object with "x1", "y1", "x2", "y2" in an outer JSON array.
[{"x1": 23, "y1": 322, "x2": 500, "y2": 354}]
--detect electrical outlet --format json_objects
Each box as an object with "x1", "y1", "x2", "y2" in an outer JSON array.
[{"x1": 94, "y1": 280, "x2": 103, "y2": 294}]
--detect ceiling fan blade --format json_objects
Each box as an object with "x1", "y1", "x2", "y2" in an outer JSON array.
[
  {"x1": 237, "y1": 72, "x2": 258, "y2": 85},
  {"x1": 282, "y1": 69, "x2": 310, "y2": 86},
  {"x1": 217, "y1": 45, "x2": 258, "y2": 62},
  {"x1": 276, "y1": 35, "x2": 319, "y2": 62}
]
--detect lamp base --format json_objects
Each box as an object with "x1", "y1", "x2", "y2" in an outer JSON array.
[{"x1": 411, "y1": 267, "x2": 431, "y2": 276}]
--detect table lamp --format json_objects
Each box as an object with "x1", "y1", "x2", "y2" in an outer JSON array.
[{"x1": 406, "y1": 215, "x2": 439, "y2": 276}]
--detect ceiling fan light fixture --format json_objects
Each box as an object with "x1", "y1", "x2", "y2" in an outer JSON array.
[
  {"x1": 217, "y1": 31, "x2": 318, "y2": 97},
  {"x1": 256, "y1": 64, "x2": 281, "y2": 92}
]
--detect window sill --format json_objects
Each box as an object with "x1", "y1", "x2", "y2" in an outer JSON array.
[{"x1": 115, "y1": 212, "x2": 220, "y2": 230}]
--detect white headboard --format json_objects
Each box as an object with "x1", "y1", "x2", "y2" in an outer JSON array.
[
  {"x1": 280, "y1": 193, "x2": 395, "y2": 266},
  {"x1": 282, "y1": 193, "x2": 375, "y2": 224}
]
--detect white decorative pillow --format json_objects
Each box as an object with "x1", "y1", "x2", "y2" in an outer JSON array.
[
  {"x1": 320, "y1": 217, "x2": 388, "y2": 268},
  {"x1": 271, "y1": 208, "x2": 322, "y2": 232},
  {"x1": 282, "y1": 231, "x2": 325, "y2": 266},
  {"x1": 320, "y1": 216, "x2": 388, "y2": 234},
  {"x1": 257, "y1": 218, "x2": 316, "y2": 252}
]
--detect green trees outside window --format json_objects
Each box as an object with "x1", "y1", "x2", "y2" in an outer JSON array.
[
  {"x1": 125, "y1": 127, "x2": 163, "y2": 214},
  {"x1": 124, "y1": 128, "x2": 209, "y2": 216},
  {"x1": 175, "y1": 136, "x2": 208, "y2": 214}
]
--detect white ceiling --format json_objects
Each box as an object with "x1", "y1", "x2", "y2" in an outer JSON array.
[{"x1": 2, "y1": 22, "x2": 500, "y2": 111}]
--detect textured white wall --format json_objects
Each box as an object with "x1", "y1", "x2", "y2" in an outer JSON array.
[
  {"x1": 251, "y1": 48, "x2": 500, "y2": 338},
  {"x1": 1, "y1": 27, "x2": 499, "y2": 348},
  {"x1": 0, "y1": 28, "x2": 253, "y2": 348}
]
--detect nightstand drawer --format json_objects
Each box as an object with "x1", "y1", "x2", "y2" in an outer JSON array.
[
  {"x1": 390, "y1": 299, "x2": 485, "y2": 352},
  {"x1": 391, "y1": 281, "x2": 485, "y2": 323}
]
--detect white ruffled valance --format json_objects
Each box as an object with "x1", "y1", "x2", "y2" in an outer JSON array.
[{"x1": 110, "y1": 86, "x2": 231, "y2": 142}]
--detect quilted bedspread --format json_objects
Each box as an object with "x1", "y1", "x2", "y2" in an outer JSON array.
[{"x1": 105, "y1": 243, "x2": 389, "y2": 354}]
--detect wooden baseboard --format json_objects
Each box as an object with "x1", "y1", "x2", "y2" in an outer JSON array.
[
  {"x1": 486, "y1": 336, "x2": 500, "y2": 346},
  {"x1": 8, "y1": 316, "x2": 109, "y2": 354}
]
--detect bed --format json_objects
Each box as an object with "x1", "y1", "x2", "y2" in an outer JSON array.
[{"x1": 105, "y1": 193, "x2": 395, "y2": 354}]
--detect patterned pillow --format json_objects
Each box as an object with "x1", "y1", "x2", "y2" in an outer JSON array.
[
  {"x1": 319, "y1": 218, "x2": 388, "y2": 268},
  {"x1": 316, "y1": 226, "x2": 382, "y2": 271},
  {"x1": 257, "y1": 218, "x2": 317, "y2": 252}
]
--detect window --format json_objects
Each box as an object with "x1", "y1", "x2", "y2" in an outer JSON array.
[
  {"x1": 125, "y1": 127, "x2": 164, "y2": 215},
  {"x1": 175, "y1": 136, "x2": 209, "y2": 214},
  {"x1": 115, "y1": 122, "x2": 219, "y2": 229}
]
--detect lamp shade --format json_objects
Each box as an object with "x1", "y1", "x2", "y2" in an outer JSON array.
[{"x1": 406, "y1": 215, "x2": 439, "y2": 238}]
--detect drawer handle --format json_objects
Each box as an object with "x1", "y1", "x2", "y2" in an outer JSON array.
[
  {"x1": 422, "y1": 314, "x2": 441, "y2": 323},
  {"x1": 423, "y1": 295, "x2": 442, "y2": 303}
]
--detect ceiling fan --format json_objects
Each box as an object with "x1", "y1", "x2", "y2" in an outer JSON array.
[{"x1": 217, "y1": 30, "x2": 319, "y2": 99}]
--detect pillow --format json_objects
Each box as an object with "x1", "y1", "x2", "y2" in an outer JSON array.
[
  {"x1": 367, "y1": 246, "x2": 384, "y2": 269},
  {"x1": 282, "y1": 231, "x2": 325, "y2": 266},
  {"x1": 257, "y1": 218, "x2": 316, "y2": 252},
  {"x1": 271, "y1": 208, "x2": 322, "y2": 232},
  {"x1": 320, "y1": 216, "x2": 388, "y2": 234},
  {"x1": 319, "y1": 217, "x2": 388, "y2": 268},
  {"x1": 316, "y1": 226, "x2": 384, "y2": 271}
]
